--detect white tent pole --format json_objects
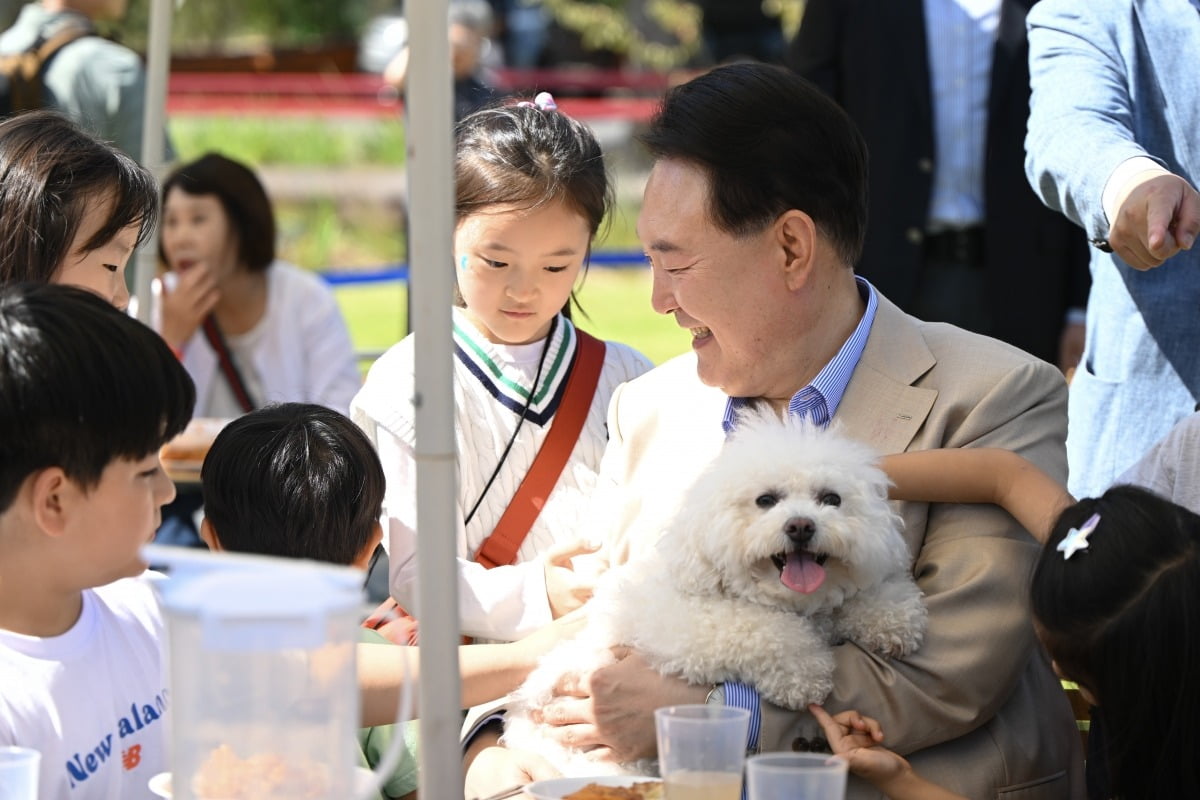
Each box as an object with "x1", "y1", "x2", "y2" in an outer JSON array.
[
  {"x1": 406, "y1": 1, "x2": 463, "y2": 798},
  {"x1": 134, "y1": 0, "x2": 173, "y2": 323}
]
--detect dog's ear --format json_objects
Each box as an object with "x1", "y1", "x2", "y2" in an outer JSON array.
[{"x1": 656, "y1": 514, "x2": 728, "y2": 597}]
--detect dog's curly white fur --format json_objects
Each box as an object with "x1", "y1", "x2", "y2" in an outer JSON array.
[{"x1": 503, "y1": 411, "x2": 928, "y2": 775}]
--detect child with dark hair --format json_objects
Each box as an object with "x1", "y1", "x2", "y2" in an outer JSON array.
[
  {"x1": 808, "y1": 450, "x2": 1200, "y2": 799},
  {"x1": 199, "y1": 402, "x2": 580, "y2": 799},
  {"x1": 352, "y1": 96, "x2": 652, "y2": 644},
  {"x1": 0, "y1": 282, "x2": 195, "y2": 798},
  {"x1": 0, "y1": 109, "x2": 159, "y2": 307},
  {"x1": 200, "y1": 403, "x2": 386, "y2": 566}
]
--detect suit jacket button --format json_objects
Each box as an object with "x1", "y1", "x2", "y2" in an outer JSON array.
[
  {"x1": 918, "y1": 157, "x2": 933, "y2": 173},
  {"x1": 906, "y1": 227, "x2": 924, "y2": 245}
]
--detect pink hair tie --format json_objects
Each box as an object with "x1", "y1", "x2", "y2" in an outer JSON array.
[{"x1": 517, "y1": 91, "x2": 558, "y2": 111}]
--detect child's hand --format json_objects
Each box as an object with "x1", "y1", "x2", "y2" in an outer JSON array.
[
  {"x1": 543, "y1": 539, "x2": 600, "y2": 619},
  {"x1": 514, "y1": 609, "x2": 587, "y2": 666},
  {"x1": 808, "y1": 704, "x2": 910, "y2": 785},
  {"x1": 159, "y1": 262, "x2": 219, "y2": 349},
  {"x1": 464, "y1": 746, "x2": 558, "y2": 800}
]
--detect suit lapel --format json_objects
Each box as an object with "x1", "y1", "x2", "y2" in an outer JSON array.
[
  {"x1": 836, "y1": 296, "x2": 938, "y2": 455},
  {"x1": 1135, "y1": 0, "x2": 1200, "y2": 173}
]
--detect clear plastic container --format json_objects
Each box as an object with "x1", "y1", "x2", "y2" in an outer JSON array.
[{"x1": 154, "y1": 552, "x2": 364, "y2": 800}]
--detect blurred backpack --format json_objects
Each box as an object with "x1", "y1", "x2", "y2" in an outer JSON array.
[{"x1": 0, "y1": 18, "x2": 95, "y2": 117}]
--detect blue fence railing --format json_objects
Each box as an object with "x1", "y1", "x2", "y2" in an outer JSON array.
[{"x1": 319, "y1": 250, "x2": 648, "y2": 287}]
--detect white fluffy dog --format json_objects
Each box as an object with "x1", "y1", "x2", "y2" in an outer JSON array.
[{"x1": 503, "y1": 411, "x2": 928, "y2": 775}]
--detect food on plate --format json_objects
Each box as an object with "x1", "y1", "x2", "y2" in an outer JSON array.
[
  {"x1": 159, "y1": 417, "x2": 231, "y2": 465},
  {"x1": 563, "y1": 781, "x2": 664, "y2": 800},
  {"x1": 191, "y1": 744, "x2": 330, "y2": 799}
]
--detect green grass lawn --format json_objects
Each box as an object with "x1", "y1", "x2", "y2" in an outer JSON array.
[{"x1": 334, "y1": 267, "x2": 692, "y2": 371}]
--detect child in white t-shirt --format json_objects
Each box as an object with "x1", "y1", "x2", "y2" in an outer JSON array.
[{"x1": 0, "y1": 283, "x2": 195, "y2": 799}]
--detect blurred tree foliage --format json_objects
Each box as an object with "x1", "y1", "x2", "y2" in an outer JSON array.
[
  {"x1": 104, "y1": 0, "x2": 804, "y2": 68},
  {"x1": 112, "y1": 0, "x2": 395, "y2": 53},
  {"x1": 538, "y1": 0, "x2": 805, "y2": 68}
]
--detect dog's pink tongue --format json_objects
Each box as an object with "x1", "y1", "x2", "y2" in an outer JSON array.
[{"x1": 781, "y1": 551, "x2": 826, "y2": 594}]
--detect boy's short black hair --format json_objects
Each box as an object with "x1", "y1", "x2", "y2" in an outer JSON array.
[
  {"x1": 201, "y1": 403, "x2": 385, "y2": 566},
  {"x1": 0, "y1": 283, "x2": 195, "y2": 512}
]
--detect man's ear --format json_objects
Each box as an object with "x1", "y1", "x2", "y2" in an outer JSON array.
[
  {"x1": 199, "y1": 517, "x2": 221, "y2": 552},
  {"x1": 776, "y1": 209, "x2": 818, "y2": 290},
  {"x1": 29, "y1": 468, "x2": 74, "y2": 538}
]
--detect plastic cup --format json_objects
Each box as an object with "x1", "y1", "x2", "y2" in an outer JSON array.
[
  {"x1": 0, "y1": 746, "x2": 40, "y2": 800},
  {"x1": 745, "y1": 752, "x2": 848, "y2": 800},
  {"x1": 654, "y1": 704, "x2": 750, "y2": 800}
]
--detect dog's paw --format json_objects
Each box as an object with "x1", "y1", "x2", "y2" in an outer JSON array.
[
  {"x1": 761, "y1": 672, "x2": 835, "y2": 710},
  {"x1": 835, "y1": 579, "x2": 928, "y2": 658},
  {"x1": 751, "y1": 648, "x2": 836, "y2": 710}
]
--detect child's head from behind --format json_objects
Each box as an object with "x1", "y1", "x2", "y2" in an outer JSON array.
[
  {"x1": 0, "y1": 110, "x2": 159, "y2": 308},
  {"x1": 1032, "y1": 485, "x2": 1200, "y2": 798},
  {"x1": 159, "y1": 153, "x2": 276, "y2": 280},
  {"x1": 453, "y1": 98, "x2": 612, "y2": 345},
  {"x1": 200, "y1": 403, "x2": 385, "y2": 567},
  {"x1": 0, "y1": 283, "x2": 194, "y2": 582}
]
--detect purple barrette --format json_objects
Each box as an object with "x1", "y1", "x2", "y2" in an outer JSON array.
[
  {"x1": 1057, "y1": 512, "x2": 1101, "y2": 560},
  {"x1": 517, "y1": 91, "x2": 558, "y2": 112}
]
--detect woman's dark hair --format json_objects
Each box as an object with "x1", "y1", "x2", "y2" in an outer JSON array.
[
  {"x1": 1032, "y1": 485, "x2": 1200, "y2": 799},
  {"x1": 639, "y1": 62, "x2": 868, "y2": 267},
  {"x1": 159, "y1": 153, "x2": 276, "y2": 272},
  {"x1": 453, "y1": 99, "x2": 612, "y2": 315},
  {"x1": 0, "y1": 110, "x2": 159, "y2": 285},
  {"x1": 201, "y1": 403, "x2": 386, "y2": 566},
  {"x1": 0, "y1": 282, "x2": 195, "y2": 512}
]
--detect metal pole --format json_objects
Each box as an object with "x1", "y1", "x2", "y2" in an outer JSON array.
[
  {"x1": 134, "y1": 0, "x2": 173, "y2": 323},
  {"x1": 406, "y1": 1, "x2": 463, "y2": 798}
]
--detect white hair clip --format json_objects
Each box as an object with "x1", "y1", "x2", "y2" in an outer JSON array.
[
  {"x1": 517, "y1": 91, "x2": 558, "y2": 112},
  {"x1": 1057, "y1": 512, "x2": 1101, "y2": 560}
]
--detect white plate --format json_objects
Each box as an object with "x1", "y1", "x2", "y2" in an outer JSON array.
[
  {"x1": 147, "y1": 772, "x2": 171, "y2": 798},
  {"x1": 525, "y1": 775, "x2": 662, "y2": 800},
  {"x1": 148, "y1": 767, "x2": 377, "y2": 798}
]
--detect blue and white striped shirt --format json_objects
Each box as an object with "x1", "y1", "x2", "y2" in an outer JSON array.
[{"x1": 719, "y1": 276, "x2": 879, "y2": 752}]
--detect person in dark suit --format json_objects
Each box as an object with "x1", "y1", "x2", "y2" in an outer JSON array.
[{"x1": 787, "y1": 0, "x2": 1090, "y2": 370}]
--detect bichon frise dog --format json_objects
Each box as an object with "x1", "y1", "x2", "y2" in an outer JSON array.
[{"x1": 503, "y1": 410, "x2": 928, "y2": 775}]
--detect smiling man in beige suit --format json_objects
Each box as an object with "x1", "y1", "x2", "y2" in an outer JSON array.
[{"x1": 533, "y1": 63, "x2": 1083, "y2": 799}]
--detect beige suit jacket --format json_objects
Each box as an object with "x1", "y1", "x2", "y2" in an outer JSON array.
[{"x1": 595, "y1": 295, "x2": 1084, "y2": 799}]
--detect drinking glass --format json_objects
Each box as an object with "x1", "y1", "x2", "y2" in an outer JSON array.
[
  {"x1": 745, "y1": 752, "x2": 848, "y2": 800},
  {"x1": 0, "y1": 746, "x2": 40, "y2": 800},
  {"x1": 654, "y1": 704, "x2": 750, "y2": 800}
]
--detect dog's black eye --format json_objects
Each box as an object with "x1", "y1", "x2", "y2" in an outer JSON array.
[
  {"x1": 819, "y1": 492, "x2": 842, "y2": 507},
  {"x1": 755, "y1": 493, "x2": 779, "y2": 509}
]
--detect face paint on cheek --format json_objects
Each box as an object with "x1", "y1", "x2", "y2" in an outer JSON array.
[{"x1": 458, "y1": 255, "x2": 469, "y2": 272}]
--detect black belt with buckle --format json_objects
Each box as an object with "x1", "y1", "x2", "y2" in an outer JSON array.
[{"x1": 923, "y1": 226, "x2": 985, "y2": 267}]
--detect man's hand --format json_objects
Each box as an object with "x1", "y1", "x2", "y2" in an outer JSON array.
[
  {"x1": 1109, "y1": 171, "x2": 1200, "y2": 270},
  {"x1": 535, "y1": 650, "x2": 708, "y2": 763}
]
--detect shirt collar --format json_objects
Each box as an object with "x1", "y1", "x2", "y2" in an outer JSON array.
[{"x1": 722, "y1": 276, "x2": 877, "y2": 432}]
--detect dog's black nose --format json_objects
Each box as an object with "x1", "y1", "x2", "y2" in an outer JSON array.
[{"x1": 784, "y1": 516, "x2": 816, "y2": 545}]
